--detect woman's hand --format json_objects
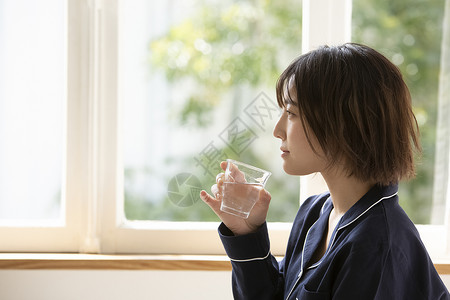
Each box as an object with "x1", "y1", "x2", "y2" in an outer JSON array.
[{"x1": 200, "y1": 161, "x2": 271, "y2": 236}]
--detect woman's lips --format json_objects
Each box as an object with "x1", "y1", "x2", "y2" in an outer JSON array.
[{"x1": 280, "y1": 148, "x2": 290, "y2": 158}]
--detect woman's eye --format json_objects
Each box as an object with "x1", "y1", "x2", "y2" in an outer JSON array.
[{"x1": 286, "y1": 110, "x2": 295, "y2": 116}]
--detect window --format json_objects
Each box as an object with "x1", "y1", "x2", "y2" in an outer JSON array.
[
  {"x1": 120, "y1": 0, "x2": 302, "y2": 223},
  {"x1": 0, "y1": 0, "x2": 449, "y2": 258},
  {"x1": 0, "y1": 0, "x2": 82, "y2": 252},
  {"x1": 352, "y1": 0, "x2": 447, "y2": 225},
  {"x1": 0, "y1": 0, "x2": 66, "y2": 224}
]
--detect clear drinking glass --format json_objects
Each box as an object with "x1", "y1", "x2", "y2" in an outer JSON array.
[{"x1": 220, "y1": 159, "x2": 271, "y2": 218}]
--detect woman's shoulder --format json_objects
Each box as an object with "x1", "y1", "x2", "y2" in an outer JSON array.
[{"x1": 339, "y1": 197, "x2": 423, "y2": 255}]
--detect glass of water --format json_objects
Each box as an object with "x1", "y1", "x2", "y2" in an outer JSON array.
[{"x1": 220, "y1": 159, "x2": 271, "y2": 219}]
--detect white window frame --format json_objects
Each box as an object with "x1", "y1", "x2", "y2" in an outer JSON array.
[
  {"x1": 0, "y1": 0, "x2": 448, "y2": 259},
  {"x1": 0, "y1": 0, "x2": 84, "y2": 253}
]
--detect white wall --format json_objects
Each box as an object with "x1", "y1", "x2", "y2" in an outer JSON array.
[
  {"x1": 0, "y1": 270, "x2": 232, "y2": 300},
  {"x1": 0, "y1": 270, "x2": 448, "y2": 300}
]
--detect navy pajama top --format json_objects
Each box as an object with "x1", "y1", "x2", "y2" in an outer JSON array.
[{"x1": 219, "y1": 184, "x2": 449, "y2": 299}]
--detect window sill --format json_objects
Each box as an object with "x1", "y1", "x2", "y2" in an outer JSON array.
[
  {"x1": 0, "y1": 253, "x2": 449, "y2": 274},
  {"x1": 0, "y1": 253, "x2": 232, "y2": 271}
]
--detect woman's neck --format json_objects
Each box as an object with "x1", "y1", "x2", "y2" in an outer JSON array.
[{"x1": 321, "y1": 169, "x2": 376, "y2": 217}]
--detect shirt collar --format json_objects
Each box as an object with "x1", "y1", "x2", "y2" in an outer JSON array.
[
  {"x1": 304, "y1": 184, "x2": 398, "y2": 271},
  {"x1": 335, "y1": 184, "x2": 398, "y2": 231}
]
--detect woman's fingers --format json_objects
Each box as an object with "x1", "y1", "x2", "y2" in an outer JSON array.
[
  {"x1": 210, "y1": 183, "x2": 221, "y2": 198},
  {"x1": 200, "y1": 167, "x2": 227, "y2": 216},
  {"x1": 258, "y1": 188, "x2": 272, "y2": 207},
  {"x1": 216, "y1": 172, "x2": 224, "y2": 183},
  {"x1": 220, "y1": 161, "x2": 227, "y2": 171},
  {"x1": 216, "y1": 173, "x2": 225, "y2": 187},
  {"x1": 221, "y1": 161, "x2": 246, "y2": 183},
  {"x1": 200, "y1": 190, "x2": 221, "y2": 214},
  {"x1": 260, "y1": 188, "x2": 271, "y2": 201}
]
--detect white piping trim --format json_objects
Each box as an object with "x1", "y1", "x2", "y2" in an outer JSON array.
[
  {"x1": 286, "y1": 272, "x2": 302, "y2": 300},
  {"x1": 337, "y1": 192, "x2": 398, "y2": 231},
  {"x1": 285, "y1": 215, "x2": 321, "y2": 300},
  {"x1": 288, "y1": 191, "x2": 398, "y2": 298},
  {"x1": 320, "y1": 196, "x2": 330, "y2": 215},
  {"x1": 306, "y1": 191, "x2": 397, "y2": 271},
  {"x1": 229, "y1": 249, "x2": 271, "y2": 263},
  {"x1": 286, "y1": 196, "x2": 330, "y2": 300}
]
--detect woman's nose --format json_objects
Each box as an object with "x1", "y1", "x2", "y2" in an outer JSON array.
[{"x1": 273, "y1": 116, "x2": 285, "y2": 140}]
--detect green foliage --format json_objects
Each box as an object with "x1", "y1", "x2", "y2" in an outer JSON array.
[
  {"x1": 124, "y1": 131, "x2": 300, "y2": 222},
  {"x1": 125, "y1": 0, "x2": 445, "y2": 224},
  {"x1": 149, "y1": 0, "x2": 301, "y2": 126},
  {"x1": 352, "y1": 0, "x2": 445, "y2": 223},
  {"x1": 122, "y1": 0, "x2": 303, "y2": 222}
]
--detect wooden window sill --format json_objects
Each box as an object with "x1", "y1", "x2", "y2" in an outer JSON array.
[
  {"x1": 0, "y1": 253, "x2": 449, "y2": 274},
  {"x1": 0, "y1": 253, "x2": 232, "y2": 271}
]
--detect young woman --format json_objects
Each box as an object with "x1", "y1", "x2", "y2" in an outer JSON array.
[{"x1": 200, "y1": 43, "x2": 449, "y2": 299}]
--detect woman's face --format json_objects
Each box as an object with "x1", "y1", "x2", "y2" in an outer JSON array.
[{"x1": 273, "y1": 86, "x2": 327, "y2": 176}]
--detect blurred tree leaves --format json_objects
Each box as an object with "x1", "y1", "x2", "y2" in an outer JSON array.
[
  {"x1": 123, "y1": 0, "x2": 302, "y2": 222},
  {"x1": 149, "y1": 0, "x2": 301, "y2": 126},
  {"x1": 352, "y1": 0, "x2": 445, "y2": 223},
  {"x1": 125, "y1": 0, "x2": 445, "y2": 224}
]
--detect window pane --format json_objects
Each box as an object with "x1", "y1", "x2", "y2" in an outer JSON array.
[
  {"x1": 120, "y1": 0, "x2": 302, "y2": 222},
  {"x1": 352, "y1": 0, "x2": 446, "y2": 224},
  {"x1": 0, "y1": 0, "x2": 66, "y2": 222}
]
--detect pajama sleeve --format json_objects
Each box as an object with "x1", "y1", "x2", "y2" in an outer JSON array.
[{"x1": 219, "y1": 222, "x2": 285, "y2": 300}]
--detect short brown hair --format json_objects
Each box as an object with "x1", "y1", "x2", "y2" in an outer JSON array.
[{"x1": 276, "y1": 43, "x2": 421, "y2": 185}]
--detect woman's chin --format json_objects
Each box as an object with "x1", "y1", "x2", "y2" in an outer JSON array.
[
  {"x1": 282, "y1": 164, "x2": 315, "y2": 176},
  {"x1": 282, "y1": 165, "x2": 299, "y2": 176}
]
